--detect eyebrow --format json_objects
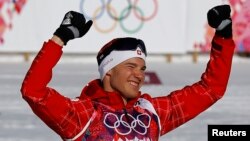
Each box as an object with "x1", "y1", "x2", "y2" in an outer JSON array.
[{"x1": 125, "y1": 62, "x2": 147, "y2": 70}]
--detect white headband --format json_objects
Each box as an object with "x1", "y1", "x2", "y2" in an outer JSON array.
[{"x1": 98, "y1": 47, "x2": 146, "y2": 80}]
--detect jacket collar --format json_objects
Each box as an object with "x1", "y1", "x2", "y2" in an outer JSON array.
[{"x1": 79, "y1": 79, "x2": 141, "y2": 110}]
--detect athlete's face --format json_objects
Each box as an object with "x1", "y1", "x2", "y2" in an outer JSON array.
[{"x1": 108, "y1": 57, "x2": 146, "y2": 101}]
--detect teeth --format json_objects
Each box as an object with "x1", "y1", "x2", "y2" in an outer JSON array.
[{"x1": 130, "y1": 81, "x2": 138, "y2": 86}]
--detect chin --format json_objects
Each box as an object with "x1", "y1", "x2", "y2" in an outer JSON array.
[{"x1": 128, "y1": 92, "x2": 139, "y2": 99}]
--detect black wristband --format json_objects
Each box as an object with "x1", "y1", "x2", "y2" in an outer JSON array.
[
  {"x1": 215, "y1": 21, "x2": 232, "y2": 38},
  {"x1": 53, "y1": 27, "x2": 74, "y2": 45}
]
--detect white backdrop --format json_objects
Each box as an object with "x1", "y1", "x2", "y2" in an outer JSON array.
[
  {"x1": 186, "y1": 0, "x2": 224, "y2": 52},
  {"x1": 0, "y1": 0, "x2": 224, "y2": 54}
]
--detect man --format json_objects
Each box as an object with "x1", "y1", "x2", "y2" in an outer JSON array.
[{"x1": 21, "y1": 5, "x2": 235, "y2": 141}]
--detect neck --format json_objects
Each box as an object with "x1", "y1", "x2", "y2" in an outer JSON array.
[{"x1": 102, "y1": 78, "x2": 128, "y2": 106}]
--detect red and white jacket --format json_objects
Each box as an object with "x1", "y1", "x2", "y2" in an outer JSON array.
[{"x1": 21, "y1": 35, "x2": 235, "y2": 141}]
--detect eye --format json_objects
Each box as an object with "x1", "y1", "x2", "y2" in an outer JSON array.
[
  {"x1": 141, "y1": 66, "x2": 146, "y2": 71},
  {"x1": 127, "y1": 65, "x2": 135, "y2": 69}
]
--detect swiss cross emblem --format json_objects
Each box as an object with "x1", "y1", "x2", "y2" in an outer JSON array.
[{"x1": 137, "y1": 49, "x2": 142, "y2": 55}]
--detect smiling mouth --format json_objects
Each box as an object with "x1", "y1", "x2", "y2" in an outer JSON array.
[{"x1": 129, "y1": 81, "x2": 139, "y2": 87}]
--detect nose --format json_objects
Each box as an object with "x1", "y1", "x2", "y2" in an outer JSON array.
[{"x1": 134, "y1": 69, "x2": 145, "y2": 80}]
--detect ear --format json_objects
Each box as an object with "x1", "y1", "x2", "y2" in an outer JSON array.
[
  {"x1": 102, "y1": 70, "x2": 112, "y2": 85},
  {"x1": 106, "y1": 69, "x2": 112, "y2": 77}
]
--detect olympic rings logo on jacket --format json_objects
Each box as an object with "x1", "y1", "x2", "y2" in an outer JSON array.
[
  {"x1": 79, "y1": 0, "x2": 158, "y2": 34},
  {"x1": 104, "y1": 112, "x2": 151, "y2": 136}
]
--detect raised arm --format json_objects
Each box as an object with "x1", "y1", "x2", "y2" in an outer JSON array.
[
  {"x1": 153, "y1": 5, "x2": 235, "y2": 135},
  {"x1": 20, "y1": 11, "x2": 94, "y2": 139}
]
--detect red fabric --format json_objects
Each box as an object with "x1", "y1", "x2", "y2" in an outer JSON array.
[
  {"x1": 21, "y1": 36, "x2": 235, "y2": 140},
  {"x1": 152, "y1": 35, "x2": 235, "y2": 135}
]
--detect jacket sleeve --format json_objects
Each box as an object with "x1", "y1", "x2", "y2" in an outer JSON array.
[
  {"x1": 20, "y1": 40, "x2": 94, "y2": 139},
  {"x1": 152, "y1": 35, "x2": 235, "y2": 135}
]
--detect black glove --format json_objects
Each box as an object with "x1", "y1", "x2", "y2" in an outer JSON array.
[
  {"x1": 54, "y1": 11, "x2": 93, "y2": 45},
  {"x1": 207, "y1": 5, "x2": 232, "y2": 38}
]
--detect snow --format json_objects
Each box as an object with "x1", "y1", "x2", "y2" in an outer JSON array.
[{"x1": 0, "y1": 59, "x2": 249, "y2": 141}]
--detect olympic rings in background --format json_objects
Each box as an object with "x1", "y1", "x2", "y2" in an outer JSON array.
[{"x1": 79, "y1": 0, "x2": 158, "y2": 34}]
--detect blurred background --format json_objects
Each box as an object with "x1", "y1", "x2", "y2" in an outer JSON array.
[{"x1": 0, "y1": 0, "x2": 249, "y2": 141}]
